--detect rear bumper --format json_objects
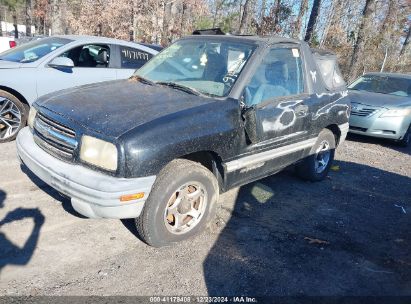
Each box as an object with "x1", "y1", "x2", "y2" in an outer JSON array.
[
  {"x1": 349, "y1": 114, "x2": 411, "y2": 140},
  {"x1": 16, "y1": 127, "x2": 156, "y2": 219}
]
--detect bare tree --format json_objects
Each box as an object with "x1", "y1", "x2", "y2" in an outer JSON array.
[
  {"x1": 25, "y1": 0, "x2": 31, "y2": 36},
  {"x1": 349, "y1": 0, "x2": 376, "y2": 81},
  {"x1": 399, "y1": 23, "x2": 411, "y2": 57},
  {"x1": 304, "y1": 0, "x2": 321, "y2": 43},
  {"x1": 239, "y1": 0, "x2": 251, "y2": 34},
  {"x1": 292, "y1": 0, "x2": 308, "y2": 39}
]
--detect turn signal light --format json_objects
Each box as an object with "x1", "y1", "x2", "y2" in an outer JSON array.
[{"x1": 120, "y1": 193, "x2": 145, "y2": 202}]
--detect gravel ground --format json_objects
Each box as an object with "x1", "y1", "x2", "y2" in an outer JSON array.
[{"x1": 0, "y1": 134, "x2": 410, "y2": 296}]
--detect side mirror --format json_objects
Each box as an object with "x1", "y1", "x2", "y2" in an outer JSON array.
[
  {"x1": 49, "y1": 57, "x2": 74, "y2": 68},
  {"x1": 242, "y1": 106, "x2": 259, "y2": 144}
]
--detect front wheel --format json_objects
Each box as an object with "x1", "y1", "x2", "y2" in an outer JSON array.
[
  {"x1": 135, "y1": 159, "x2": 219, "y2": 247},
  {"x1": 296, "y1": 129, "x2": 336, "y2": 182},
  {"x1": 398, "y1": 125, "x2": 411, "y2": 147},
  {"x1": 0, "y1": 90, "x2": 28, "y2": 143}
]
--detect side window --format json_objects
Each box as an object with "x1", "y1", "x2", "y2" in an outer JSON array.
[
  {"x1": 120, "y1": 46, "x2": 153, "y2": 69},
  {"x1": 244, "y1": 47, "x2": 304, "y2": 106},
  {"x1": 59, "y1": 44, "x2": 110, "y2": 68}
]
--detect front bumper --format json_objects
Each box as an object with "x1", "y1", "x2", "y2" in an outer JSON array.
[
  {"x1": 17, "y1": 127, "x2": 156, "y2": 219},
  {"x1": 349, "y1": 114, "x2": 411, "y2": 140}
]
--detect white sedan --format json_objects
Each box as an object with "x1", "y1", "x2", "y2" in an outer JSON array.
[{"x1": 0, "y1": 35, "x2": 160, "y2": 142}]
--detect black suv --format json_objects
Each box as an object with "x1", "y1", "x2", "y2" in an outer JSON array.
[{"x1": 17, "y1": 34, "x2": 350, "y2": 247}]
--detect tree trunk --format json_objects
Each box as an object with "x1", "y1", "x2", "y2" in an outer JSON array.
[
  {"x1": 13, "y1": 13, "x2": 18, "y2": 39},
  {"x1": 399, "y1": 24, "x2": 410, "y2": 57},
  {"x1": 304, "y1": 0, "x2": 321, "y2": 43},
  {"x1": 256, "y1": 0, "x2": 266, "y2": 35},
  {"x1": 51, "y1": 0, "x2": 66, "y2": 35},
  {"x1": 239, "y1": 0, "x2": 251, "y2": 34},
  {"x1": 273, "y1": 0, "x2": 281, "y2": 31},
  {"x1": 320, "y1": 0, "x2": 342, "y2": 47},
  {"x1": 161, "y1": 0, "x2": 173, "y2": 45},
  {"x1": 292, "y1": 0, "x2": 308, "y2": 39},
  {"x1": 349, "y1": 0, "x2": 375, "y2": 81},
  {"x1": 212, "y1": 0, "x2": 220, "y2": 28},
  {"x1": 180, "y1": 2, "x2": 186, "y2": 36},
  {"x1": 25, "y1": 0, "x2": 32, "y2": 36},
  {"x1": 0, "y1": 8, "x2": 3, "y2": 37}
]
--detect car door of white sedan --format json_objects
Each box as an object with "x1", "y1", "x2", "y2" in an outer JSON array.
[{"x1": 36, "y1": 44, "x2": 117, "y2": 98}]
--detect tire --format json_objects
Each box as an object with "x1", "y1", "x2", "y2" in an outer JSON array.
[
  {"x1": 296, "y1": 129, "x2": 336, "y2": 182},
  {"x1": 0, "y1": 90, "x2": 28, "y2": 143},
  {"x1": 135, "y1": 159, "x2": 219, "y2": 247},
  {"x1": 398, "y1": 125, "x2": 411, "y2": 147}
]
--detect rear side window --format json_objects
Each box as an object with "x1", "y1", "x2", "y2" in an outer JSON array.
[
  {"x1": 313, "y1": 51, "x2": 346, "y2": 90},
  {"x1": 120, "y1": 46, "x2": 153, "y2": 69}
]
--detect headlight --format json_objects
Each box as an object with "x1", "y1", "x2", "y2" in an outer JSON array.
[
  {"x1": 27, "y1": 107, "x2": 37, "y2": 129},
  {"x1": 80, "y1": 136, "x2": 118, "y2": 171},
  {"x1": 380, "y1": 108, "x2": 411, "y2": 118}
]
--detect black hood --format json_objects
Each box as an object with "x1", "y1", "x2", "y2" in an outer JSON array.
[
  {"x1": 349, "y1": 90, "x2": 411, "y2": 108},
  {"x1": 36, "y1": 79, "x2": 217, "y2": 138}
]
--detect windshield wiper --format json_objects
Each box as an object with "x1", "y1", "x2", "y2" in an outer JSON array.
[
  {"x1": 129, "y1": 75, "x2": 156, "y2": 86},
  {"x1": 157, "y1": 81, "x2": 201, "y2": 96}
]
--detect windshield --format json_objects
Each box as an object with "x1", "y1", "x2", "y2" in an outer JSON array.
[
  {"x1": 349, "y1": 75, "x2": 411, "y2": 97},
  {"x1": 135, "y1": 39, "x2": 256, "y2": 97},
  {"x1": 0, "y1": 37, "x2": 71, "y2": 63}
]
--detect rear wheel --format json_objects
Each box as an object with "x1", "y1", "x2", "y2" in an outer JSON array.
[
  {"x1": 135, "y1": 159, "x2": 219, "y2": 247},
  {"x1": 0, "y1": 90, "x2": 28, "y2": 143},
  {"x1": 398, "y1": 125, "x2": 411, "y2": 147},
  {"x1": 296, "y1": 129, "x2": 336, "y2": 181}
]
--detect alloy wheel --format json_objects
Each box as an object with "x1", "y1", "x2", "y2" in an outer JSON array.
[
  {"x1": 0, "y1": 98, "x2": 22, "y2": 140},
  {"x1": 164, "y1": 181, "x2": 208, "y2": 235},
  {"x1": 315, "y1": 140, "x2": 331, "y2": 173}
]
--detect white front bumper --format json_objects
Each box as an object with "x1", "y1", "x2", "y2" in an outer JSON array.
[{"x1": 16, "y1": 127, "x2": 156, "y2": 219}]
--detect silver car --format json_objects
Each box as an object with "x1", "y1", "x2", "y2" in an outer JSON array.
[
  {"x1": 348, "y1": 73, "x2": 411, "y2": 147},
  {"x1": 0, "y1": 35, "x2": 160, "y2": 142}
]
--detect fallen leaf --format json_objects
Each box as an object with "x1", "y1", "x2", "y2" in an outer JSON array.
[{"x1": 304, "y1": 237, "x2": 330, "y2": 245}]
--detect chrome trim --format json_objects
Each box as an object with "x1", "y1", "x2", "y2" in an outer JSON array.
[
  {"x1": 224, "y1": 137, "x2": 318, "y2": 173},
  {"x1": 34, "y1": 118, "x2": 77, "y2": 149},
  {"x1": 37, "y1": 113, "x2": 76, "y2": 138}
]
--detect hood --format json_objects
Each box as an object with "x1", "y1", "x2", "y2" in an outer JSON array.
[
  {"x1": 36, "y1": 79, "x2": 218, "y2": 138},
  {"x1": 0, "y1": 60, "x2": 22, "y2": 69},
  {"x1": 349, "y1": 90, "x2": 411, "y2": 108}
]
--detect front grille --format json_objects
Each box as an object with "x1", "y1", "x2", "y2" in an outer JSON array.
[
  {"x1": 350, "y1": 108, "x2": 377, "y2": 117},
  {"x1": 350, "y1": 104, "x2": 380, "y2": 117},
  {"x1": 33, "y1": 112, "x2": 78, "y2": 160}
]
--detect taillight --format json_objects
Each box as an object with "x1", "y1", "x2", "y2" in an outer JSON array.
[{"x1": 9, "y1": 41, "x2": 16, "y2": 48}]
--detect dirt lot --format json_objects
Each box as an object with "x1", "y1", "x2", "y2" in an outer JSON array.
[{"x1": 0, "y1": 134, "x2": 410, "y2": 296}]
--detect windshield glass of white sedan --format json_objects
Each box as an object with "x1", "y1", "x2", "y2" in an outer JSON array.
[
  {"x1": 136, "y1": 39, "x2": 256, "y2": 97},
  {"x1": 0, "y1": 37, "x2": 72, "y2": 63}
]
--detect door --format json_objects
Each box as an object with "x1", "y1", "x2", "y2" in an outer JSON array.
[
  {"x1": 226, "y1": 46, "x2": 311, "y2": 187},
  {"x1": 37, "y1": 44, "x2": 117, "y2": 98},
  {"x1": 115, "y1": 45, "x2": 155, "y2": 80}
]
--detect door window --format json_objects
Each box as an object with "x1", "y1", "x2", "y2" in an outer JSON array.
[
  {"x1": 245, "y1": 47, "x2": 304, "y2": 106},
  {"x1": 120, "y1": 46, "x2": 153, "y2": 69},
  {"x1": 58, "y1": 44, "x2": 110, "y2": 68}
]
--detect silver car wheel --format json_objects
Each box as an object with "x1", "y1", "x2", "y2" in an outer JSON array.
[
  {"x1": 315, "y1": 140, "x2": 331, "y2": 174},
  {"x1": 164, "y1": 181, "x2": 208, "y2": 235},
  {"x1": 0, "y1": 97, "x2": 22, "y2": 140}
]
